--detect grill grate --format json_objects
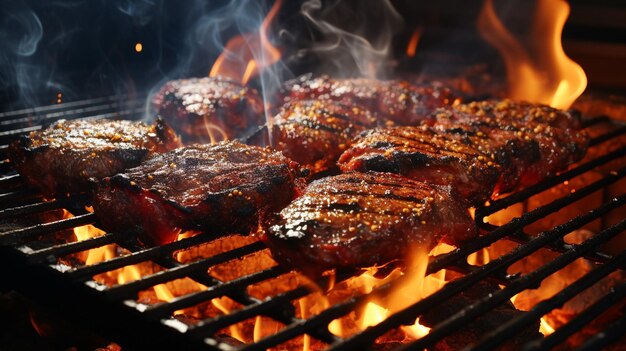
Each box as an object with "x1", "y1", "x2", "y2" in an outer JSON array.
[{"x1": 0, "y1": 98, "x2": 624, "y2": 350}]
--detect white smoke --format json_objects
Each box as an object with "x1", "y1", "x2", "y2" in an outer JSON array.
[{"x1": 299, "y1": 0, "x2": 403, "y2": 79}]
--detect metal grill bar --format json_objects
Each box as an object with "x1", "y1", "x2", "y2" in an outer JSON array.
[
  {"x1": 0, "y1": 212, "x2": 96, "y2": 245},
  {"x1": 574, "y1": 314, "x2": 626, "y2": 351},
  {"x1": 189, "y1": 288, "x2": 310, "y2": 337},
  {"x1": 429, "y1": 167, "x2": 625, "y2": 275},
  {"x1": 476, "y1": 145, "x2": 626, "y2": 219},
  {"x1": 26, "y1": 231, "x2": 123, "y2": 263},
  {"x1": 65, "y1": 233, "x2": 224, "y2": 280},
  {"x1": 0, "y1": 96, "x2": 125, "y2": 119},
  {"x1": 0, "y1": 189, "x2": 39, "y2": 207},
  {"x1": 105, "y1": 241, "x2": 266, "y2": 300},
  {"x1": 467, "y1": 250, "x2": 626, "y2": 350},
  {"x1": 0, "y1": 98, "x2": 145, "y2": 127},
  {"x1": 144, "y1": 265, "x2": 287, "y2": 318},
  {"x1": 327, "y1": 194, "x2": 625, "y2": 351},
  {"x1": 0, "y1": 199, "x2": 61, "y2": 220},
  {"x1": 523, "y1": 281, "x2": 626, "y2": 351},
  {"x1": 397, "y1": 221, "x2": 626, "y2": 351}
]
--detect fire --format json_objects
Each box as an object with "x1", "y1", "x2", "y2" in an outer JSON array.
[
  {"x1": 63, "y1": 209, "x2": 186, "y2": 307},
  {"x1": 405, "y1": 27, "x2": 423, "y2": 58},
  {"x1": 63, "y1": 209, "x2": 115, "y2": 265},
  {"x1": 327, "y1": 244, "x2": 451, "y2": 341},
  {"x1": 478, "y1": 0, "x2": 587, "y2": 109},
  {"x1": 209, "y1": 0, "x2": 282, "y2": 85}
]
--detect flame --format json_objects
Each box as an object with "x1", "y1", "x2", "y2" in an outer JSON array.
[
  {"x1": 209, "y1": 0, "x2": 282, "y2": 84},
  {"x1": 63, "y1": 209, "x2": 115, "y2": 265},
  {"x1": 478, "y1": 0, "x2": 587, "y2": 109},
  {"x1": 540, "y1": 317, "x2": 556, "y2": 335},
  {"x1": 326, "y1": 244, "x2": 450, "y2": 340},
  {"x1": 212, "y1": 297, "x2": 246, "y2": 342},
  {"x1": 405, "y1": 27, "x2": 423, "y2": 58}
]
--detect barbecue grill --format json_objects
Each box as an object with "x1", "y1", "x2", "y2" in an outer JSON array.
[{"x1": 0, "y1": 97, "x2": 624, "y2": 350}]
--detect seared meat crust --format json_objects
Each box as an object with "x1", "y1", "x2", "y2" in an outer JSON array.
[
  {"x1": 427, "y1": 100, "x2": 589, "y2": 188},
  {"x1": 263, "y1": 172, "x2": 475, "y2": 276},
  {"x1": 152, "y1": 76, "x2": 264, "y2": 143},
  {"x1": 338, "y1": 126, "x2": 503, "y2": 205},
  {"x1": 92, "y1": 141, "x2": 304, "y2": 245},
  {"x1": 278, "y1": 75, "x2": 458, "y2": 125},
  {"x1": 339, "y1": 100, "x2": 589, "y2": 205},
  {"x1": 265, "y1": 99, "x2": 387, "y2": 174},
  {"x1": 8, "y1": 118, "x2": 181, "y2": 196}
]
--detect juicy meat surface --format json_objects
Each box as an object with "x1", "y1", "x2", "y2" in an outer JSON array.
[
  {"x1": 152, "y1": 76, "x2": 264, "y2": 143},
  {"x1": 92, "y1": 141, "x2": 304, "y2": 245},
  {"x1": 427, "y1": 101, "x2": 589, "y2": 188},
  {"x1": 444, "y1": 99, "x2": 583, "y2": 130},
  {"x1": 339, "y1": 100, "x2": 589, "y2": 205},
  {"x1": 277, "y1": 75, "x2": 458, "y2": 125},
  {"x1": 263, "y1": 99, "x2": 387, "y2": 174},
  {"x1": 262, "y1": 172, "x2": 476, "y2": 276},
  {"x1": 8, "y1": 118, "x2": 181, "y2": 196}
]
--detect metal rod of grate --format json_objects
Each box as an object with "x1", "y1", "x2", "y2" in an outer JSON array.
[
  {"x1": 0, "y1": 115, "x2": 623, "y2": 351},
  {"x1": 508, "y1": 281, "x2": 626, "y2": 351},
  {"x1": 325, "y1": 195, "x2": 625, "y2": 351}
]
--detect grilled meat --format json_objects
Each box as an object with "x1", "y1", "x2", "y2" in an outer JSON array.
[
  {"x1": 260, "y1": 100, "x2": 388, "y2": 174},
  {"x1": 277, "y1": 75, "x2": 458, "y2": 125},
  {"x1": 8, "y1": 118, "x2": 181, "y2": 196},
  {"x1": 262, "y1": 172, "x2": 475, "y2": 276},
  {"x1": 152, "y1": 76, "x2": 264, "y2": 143},
  {"x1": 339, "y1": 101, "x2": 588, "y2": 205},
  {"x1": 92, "y1": 141, "x2": 304, "y2": 245},
  {"x1": 442, "y1": 99, "x2": 583, "y2": 130},
  {"x1": 337, "y1": 126, "x2": 503, "y2": 205},
  {"x1": 427, "y1": 101, "x2": 589, "y2": 188}
]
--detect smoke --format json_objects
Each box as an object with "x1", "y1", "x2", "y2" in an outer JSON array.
[
  {"x1": 0, "y1": 2, "x2": 44, "y2": 108},
  {"x1": 298, "y1": 0, "x2": 403, "y2": 79},
  {"x1": 0, "y1": 0, "x2": 405, "y2": 115},
  {"x1": 144, "y1": 0, "x2": 291, "y2": 121}
]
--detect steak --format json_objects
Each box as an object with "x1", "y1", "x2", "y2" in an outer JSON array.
[
  {"x1": 92, "y1": 141, "x2": 304, "y2": 246},
  {"x1": 262, "y1": 172, "x2": 475, "y2": 277},
  {"x1": 151, "y1": 76, "x2": 265, "y2": 143},
  {"x1": 427, "y1": 100, "x2": 589, "y2": 188},
  {"x1": 339, "y1": 101, "x2": 589, "y2": 205},
  {"x1": 259, "y1": 99, "x2": 387, "y2": 174},
  {"x1": 277, "y1": 74, "x2": 458, "y2": 125},
  {"x1": 8, "y1": 118, "x2": 181, "y2": 196}
]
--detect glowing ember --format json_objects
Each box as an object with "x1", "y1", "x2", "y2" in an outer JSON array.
[
  {"x1": 209, "y1": 0, "x2": 282, "y2": 84},
  {"x1": 405, "y1": 27, "x2": 422, "y2": 58},
  {"x1": 478, "y1": 0, "x2": 587, "y2": 109},
  {"x1": 540, "y1": 317, "x2": 556, "y2": 336},
  {"x1": 326, "y1": 244, "x2": 449, "y2": 340}
]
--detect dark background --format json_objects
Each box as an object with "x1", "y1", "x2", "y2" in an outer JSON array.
[{"x1": 0, "y1": 0, "x2": 624, "y2": 111}]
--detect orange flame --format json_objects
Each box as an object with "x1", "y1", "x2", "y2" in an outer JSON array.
[
  {"x1": 405, "y1": 27, "x2": 423, "y2": 58},
  {"x1": 328, "y1": 243, "x2": 452, "y2": 340},
  {"x1": 209, "y1": 0, "x2": 282, "y2": 84},
  {"x1": 478, "y1": 0, "x2": 587, "y2": 109}
]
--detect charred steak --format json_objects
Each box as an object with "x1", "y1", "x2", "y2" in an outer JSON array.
[
  {"x1": 427, "y1": 100, "x2": 589, "y2": 188},
  {"x1": 277, "y1": 75, "x2": 458, "y2": 125},
  {"x1": 8, "y1": 118, "x2": 181, "y2": 196},
  {"x1": 339, "y1": 101, "x2": 588, "y2": 205},
  {"x1": 261, "y1": 99, "x2": 387, "y2": 174},
  {"x1": 92, "y1": 141, "x2": 304, "y2": 245},
  {"x1": 262, "y1": 172, "x2": 475, "y2": 276},
  {"x1": 152, "y1": 76, "x2": 265, "y2": 143}
]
